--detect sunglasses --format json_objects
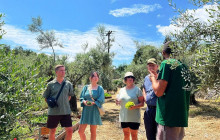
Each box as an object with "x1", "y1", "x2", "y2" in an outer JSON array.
[{"x1": 126, "y1": 76, "x2": 134, "y2": 79}]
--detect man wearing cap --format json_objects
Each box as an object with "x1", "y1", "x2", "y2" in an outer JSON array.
[
  {"x1": 142, "y1": 58, "x2": 159, "y2": 140},
  {"x1": 149, "y1": 42, "x2": 190, "y2": 140}
]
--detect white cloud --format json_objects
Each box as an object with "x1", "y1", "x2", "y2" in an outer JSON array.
[
  {"x1": 156, "y1": 24, "x2": 184, "y2": 36},
  {"x1": 156, "y1": 4, "x2": 218, "y2": 36},
  {"x1": 109, "y1": 4, "x2": 162, "y2": 17},
  {"x1": 3, "y1": 24, "x2": 158, "y2": 66},
  {"x1": 3, "y1": 25, "x2": 38, "y2": 49}
]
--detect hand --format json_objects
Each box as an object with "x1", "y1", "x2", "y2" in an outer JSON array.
[
  {"x1": 83, "y1": 100, "x2": 87, "y2": 106},
  {"x1": 83, "y1": 100, "x2": 94, "y2": 106},
  {"x1": 115, "y1": 99, "x2": 121, "y2": 105},
  {"x1": 149, "y1": 70, "x2": 158, "y2": 81},
  {"x1": 128, "y1": 105, "x2": 136, "y2": 110}
]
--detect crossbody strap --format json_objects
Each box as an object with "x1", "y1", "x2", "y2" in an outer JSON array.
[
  {"x1": 88, "y1": 85, "x2": 95, "y2": 101},
  {"x1": 88, "y1": 84, "x2": 99, "y2": 102},
  {"x1": 55, "y1": 81, "x2": 66, "y2": 101}
]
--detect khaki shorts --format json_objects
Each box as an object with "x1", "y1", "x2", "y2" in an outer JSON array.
[{"x1": 156, "y1": 124, "x2": 185, "y2": 140}]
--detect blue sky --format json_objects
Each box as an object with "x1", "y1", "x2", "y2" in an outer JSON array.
[{"x1": 0, "y1": 0, "x2": 216, "y2": 67}]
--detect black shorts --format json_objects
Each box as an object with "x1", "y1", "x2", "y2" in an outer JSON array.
[
  {"x1": 121, "y1": 122, "x2": 140, "y2": 130},
  {"x1": 47, "y1": 115, "x2": 72, "y2": 129}
]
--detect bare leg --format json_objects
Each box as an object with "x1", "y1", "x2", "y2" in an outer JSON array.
[
  {"x1": 65, "y1": 127, "x2": 73, "y2": 140},
  {"x1": 90, "y1": 125, "x2": 97, "y2": 140},
  {"x1": 49, "y1": 128, "x2": 56, "y2": 140},
  {"x1": 130, "y1": 129, "x2": 138, "y2": 140},
  {"x1": 78, "y1": 124, "x2": 87, "y2": 140},
  {"x1": 123, "y1": 128, "x2": 130, "y2": 140}
]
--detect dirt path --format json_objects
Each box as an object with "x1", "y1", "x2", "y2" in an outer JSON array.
[
  {"x1": 72, "y1": 94, "x2": 146, "y2": 140},
  {"x1": 72, "y1": 96, "x2": 220, "y2": 140}
]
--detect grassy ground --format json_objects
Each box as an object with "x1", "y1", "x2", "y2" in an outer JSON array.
[
  {"x1": 71, "y1": 95, "x2": 220, "y2": 140},
  {"x1": 185, "y1": 99, "x2": 220, "y2": 140}
]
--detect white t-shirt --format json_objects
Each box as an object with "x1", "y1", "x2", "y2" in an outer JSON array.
[{"x1": 118, "y1": 86, "x2": 143, "y2": 123}]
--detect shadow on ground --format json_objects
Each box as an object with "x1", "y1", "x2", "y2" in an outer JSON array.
[{"x1": 189, "y1": 101, "x2": 220, "y2": 118}]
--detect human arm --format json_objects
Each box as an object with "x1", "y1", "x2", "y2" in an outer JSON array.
[
  {"x1": 80, "y1": 86, "x2": 88, "y2": 107},
  {"x1": 43, "y1": 83, "x2": 51, "y2": 102},
  {"x1": 129, "y1": 87, "x2": 144, "y2": 110},
  {"x1": 142, "y1": 88, "x2": 146, "y2": 102},
  {"x1": 129, "y1": 96, "x2": 144, "y2": 110},
  {"x1": 94, "y1": 86, "x2": 105, "y2": 108},
  {"x1": 149, "y1": 70, "x2": 168, "y2": 97}
]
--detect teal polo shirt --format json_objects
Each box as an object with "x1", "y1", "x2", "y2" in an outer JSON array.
[{"x1": 43, "y1": 79, "x2": 74, "y2": 115}]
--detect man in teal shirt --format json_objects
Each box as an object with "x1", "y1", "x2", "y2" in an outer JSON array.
[
  {"x1": 149, "y1": 42, "x2": 190, "y2": 140},
  {"x1": 43, "y1": 65, "x2": 74, "y2": 140}
]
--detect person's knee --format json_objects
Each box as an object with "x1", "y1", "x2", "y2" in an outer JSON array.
[
  {"x1": 130, "y1": 129, "x2": 138, "y2": 135},
  {"x1": 123, "y1": 128, "x2": 130, "y2": 136},
  {"x1": 90, "y1": 125, "x2": 97, "y2": 133},
  {"x1": 66, "y1": 127, "x2": 73, "y2": 135},
  {"x1": 50, "y1": 128, "x2": 56, "y2": 134},
  {"x1": 78, "y1": 129, "x2": 83, "y2": 135}
]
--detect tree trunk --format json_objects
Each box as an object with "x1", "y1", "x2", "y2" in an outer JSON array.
[
  {"x1": 69, "y1": 94, "x2": 77, "y2": 113},
  {"x1": 69, "y1": 84, "x2": 78, "y2": 114},
  {"x1": 190, "y1": 94, "x2": 197, "y2": 105},
  {"x1": 51, "y1": 46, "x2": 55, "y2": 64}
]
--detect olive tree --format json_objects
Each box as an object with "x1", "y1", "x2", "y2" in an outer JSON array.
[
  {"x1": 28, "y1": 16, "x2": 63, "y2": 64},
  {"x1": 168, "y1": 0, "x2": 220, "y2": 98}
]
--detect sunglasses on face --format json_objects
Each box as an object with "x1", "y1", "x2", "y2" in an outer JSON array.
[{"x1": 126, "y1": 76, "x2": 134, "y2": 79}]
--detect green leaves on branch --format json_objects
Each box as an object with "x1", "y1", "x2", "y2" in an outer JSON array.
[
  {"x1": 0, "y1": 47, "x2": 48, "y2": 139},
  {"x1": 168, "y1": 0, "x2": 220, "y2": 97}
]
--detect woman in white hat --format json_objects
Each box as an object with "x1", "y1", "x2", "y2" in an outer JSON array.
[{"x1": 116, "y1": 72, "x2": 144, "y2": 140}]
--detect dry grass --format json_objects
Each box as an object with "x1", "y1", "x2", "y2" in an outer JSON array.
[
  {"x1": 185, "y1": 99, "x2": 220, "y2": 140},
  {"x1": 72, "y1": 97, "x2": 220, "y2": 140}
]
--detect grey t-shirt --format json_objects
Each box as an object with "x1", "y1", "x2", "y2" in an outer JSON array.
[
  {"x1": 43, "y1": 79, "x2": 74, "y2": 115},
  {"x1": 118, "y1": 86, "x2": 143, "y2": 123}
]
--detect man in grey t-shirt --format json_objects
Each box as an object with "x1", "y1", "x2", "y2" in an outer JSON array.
[{"x1": 43, "y1": 65, "x2": 74, "y2": 140}]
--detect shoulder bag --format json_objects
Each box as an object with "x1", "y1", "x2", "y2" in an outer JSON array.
[{"x1": 47, "y1": 81, "x2": 66, "y2": 108}]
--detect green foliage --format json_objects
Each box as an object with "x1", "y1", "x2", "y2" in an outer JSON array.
[
  {"x1": 124, "y1": 43, "x2": 161, "y2": 87},
  {"x1": 66, "y1": 25, "x2": 115, "y2": 93},
  {"x1": 0, "y1": 46, "x2": 48, "y2": 139},
  {"x1": 168, "y1": 0, "x2": 220, "y2": 97},
  {"x1": 28, "y1": 16, "x2": 63, "y2": 64},
  {"x1": 0, "y1": 13, "x2": 5, "y2": 40},
  {"x1": 104, "y1": 93, "x2": 112, "y2": 97},
  {"x1": 30, "y1": 113, "x2": 48, "y2": 125},
  {"x1": 9, "y1": 124, "x2": 32, "y2": 139},
  {"x1": 133, "y1": 43, "x2": 161, "y2": 65}
]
